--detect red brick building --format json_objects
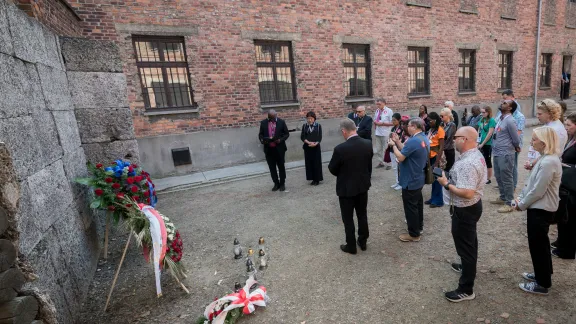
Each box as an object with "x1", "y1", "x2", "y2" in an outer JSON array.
[{"x1": 15, "y1": 0, "x2": 576, "y2": 176}]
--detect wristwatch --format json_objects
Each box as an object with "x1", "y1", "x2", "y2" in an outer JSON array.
[{"x1": 443, "y1": 183, "x2": 450, "y2": 191}]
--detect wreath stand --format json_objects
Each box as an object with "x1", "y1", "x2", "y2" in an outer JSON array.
[{"x1": 103, "y1": 232, "x2": 190, "y2": 312}]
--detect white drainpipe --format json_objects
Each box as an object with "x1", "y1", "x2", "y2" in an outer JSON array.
[{"x1": 533, "y1": 0, "x2": 543, "y2": 117}]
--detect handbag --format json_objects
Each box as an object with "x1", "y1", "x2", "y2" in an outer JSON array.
[
  {"x1": 384, "y1": 147, "x2": 392, "y2": 163},
  {"x1": 423, "y1": 138, "x2": 434, "y2": 185}
]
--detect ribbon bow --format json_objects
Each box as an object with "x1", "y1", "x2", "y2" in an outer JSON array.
[{"x1": 204, "y1": 276, "x2": 269, "y2": 324}]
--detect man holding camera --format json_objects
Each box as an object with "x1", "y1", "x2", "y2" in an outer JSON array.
[{"x1": 436, "y1": 126, "x2": 487, "y2": 303}]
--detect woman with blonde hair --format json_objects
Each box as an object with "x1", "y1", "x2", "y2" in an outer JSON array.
[
  {"x1": 526, "y1": 99, "x2": 568, "y2": 168},
  {"x1": 440, "y1": 107, "x2": 457, "y2": 172},
  {"x1": 515, "y1": 126, "x2": 562, "y2": 295}
]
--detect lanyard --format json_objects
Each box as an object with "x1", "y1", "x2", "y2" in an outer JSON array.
[{"x1": 495, "y1": 114, "x2": 511, "y2": 132}]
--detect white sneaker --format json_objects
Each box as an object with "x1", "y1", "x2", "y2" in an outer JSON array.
[
  {"x1": 391, "y1": 183, "x2": 399, "y2": 188},
  {"x1": 394, "y1": 184, "x2": 402, "y2": 190}
]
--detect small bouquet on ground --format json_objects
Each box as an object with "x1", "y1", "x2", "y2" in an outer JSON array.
[
  {"x1": 197, "y1": 276, "x2": 269, "y2": 324},
  {"x1": 75, "y1": 159, "x2": 158, "y2": 222}
]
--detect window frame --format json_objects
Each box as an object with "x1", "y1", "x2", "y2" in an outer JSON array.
[
  {"x1": 408, "y1": 47, "x2": 430, "y2": 96},
  {"x1": 540, "y1": 53, "x2": 553, "y2": 89},
  {"x1": 342, "y1": 43, "x2": 372, "y2": 98},
  {"x1": 254, "y1": 40, "x2": 298, "y2": 105},
  {"x1": 458, "y1": 49, "x2": 476, "y2": 93},
  {"x1": 132, "y1": 35, "x2": 196, "y2": 110},
  {"x1": 498, "y1": 51, "x2": 513, "y2": 90}
]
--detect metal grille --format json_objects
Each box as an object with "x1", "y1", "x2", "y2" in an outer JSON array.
[
  {"x1": 498, "y1": 51, "x2": 513, "y2": 90},
  {"x1": 255, "y1": 41, "x2": 297, "y2": 104},
  {"x1": 540, "y1": 53, "x2": 553, "y2": 88},
  {"x1": 458, "y1": 50, "x2": 476, "y2": 92},
  {"x1": 343, "y1": 44, "x2": 371, "y2": 97},
  {"x1": 408, "y1": 47, "x2": 429, "y2": 95},
  {"x1": 133, "y1": 36, "x2": 195, "y2": 109}
]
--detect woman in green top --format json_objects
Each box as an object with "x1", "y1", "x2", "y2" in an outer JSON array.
[{"x1": 478, "y1": 106, "x2": 497, "y2": 184}]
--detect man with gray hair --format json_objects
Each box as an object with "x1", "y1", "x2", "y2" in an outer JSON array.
[
  {"x1": 329, "y1": 118, "x2": 373, "y2": 254},
  {"x1": 390, "y1": 117, "x2": 430, "y2": 242},
  {"x1": 374, "y1": 98, "x2": 394, "y2": 169},
  {"x1": 354, "y1": 105, "x2": 373, "y2": 141},
  {"x1": 445, "y1": 100, "x2": 460, "y2": 128}
]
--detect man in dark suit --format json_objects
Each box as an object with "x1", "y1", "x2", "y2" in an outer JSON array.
[
  {"x1": 354, "y1": 105, "x2": 373, "y2": 141},
  {"x1": 259, "y1": 110, "x2": 290, "y2": 192},
  {"x1": 328, "y1": 118, "x2": 373, "y2": 254}
]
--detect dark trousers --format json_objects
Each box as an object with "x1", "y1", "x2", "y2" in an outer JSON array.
[
  {"x1": 527, "y1": 208, "x2": 554, "y2": 288},
  {"x1": 339, "y1": 192, "x2": 369, "y2": 248},
  {"x1": 444, "y1": 148, "x2": 456, "y2": 173},
  {"x1": 303, "y1": 145, "x2": 323, "y2": 182},
  {"x1": 557, "y1": 197, "x2": 576, "y2": 259},
  {"x1": 265, "y1": 148, "x2": 286, "y2": 185},
  {"x1": 402, "y1": 187, "x2": 424, "y2": 237},
  {"x1": 452, "y1": 201, "x2": 482, "y2": 294}
]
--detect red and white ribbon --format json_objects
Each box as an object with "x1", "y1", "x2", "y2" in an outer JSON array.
[
  {"x1": 204, "y1": 276, "x2": 269, "y2": 324},
  {"x1": 138, "y1": 204, "x2": 167, "y2": 297}
]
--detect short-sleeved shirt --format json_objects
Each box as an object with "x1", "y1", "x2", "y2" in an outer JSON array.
[
  {"x1": 427, "y1": 126, "x2": 445, "y2": 158},
  {"x1": 374, "y1": 107, "x2": 393, "y2": 137},
  {"x1": 478, "y1": 118, "x2": 497, "y2": 146},
  {"x1": 399, "y1": 132, "x2": 430, "y2": 190},
  {"x1": 443, "y1": 148, "x2": 487, "y2": 207}
]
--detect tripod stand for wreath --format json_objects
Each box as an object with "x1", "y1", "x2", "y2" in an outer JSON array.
[{"x1": 102, "y1": 203, "x2": 190, "y2": 312}]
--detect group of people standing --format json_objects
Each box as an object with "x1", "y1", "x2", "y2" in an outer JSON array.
[{"x1": 258, "y1": 92, "x2": 576, "y2": 302}]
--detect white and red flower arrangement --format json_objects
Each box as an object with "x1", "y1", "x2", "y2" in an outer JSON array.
[{"x1": 196, "y1": 276, "x2": 269, "y2": 324}]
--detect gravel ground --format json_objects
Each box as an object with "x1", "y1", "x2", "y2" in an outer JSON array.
[{"x1": 80, "y1": 128, "x2": 576, "y2": 324}]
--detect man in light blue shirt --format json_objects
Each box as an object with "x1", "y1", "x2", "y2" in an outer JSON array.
[{"x1": 495, "y1": 89, "x2": 525, "y2": 189}]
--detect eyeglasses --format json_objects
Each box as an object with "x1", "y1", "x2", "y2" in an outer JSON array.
[
  {"x1": 356, "y1": 111, "x2": 363, "y2": 113},
  {"x1": 453, "y1": 135, "x2": 466, "y2": 139}
]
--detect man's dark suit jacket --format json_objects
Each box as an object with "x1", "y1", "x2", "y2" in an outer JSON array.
[
  {"x1": 355, "y1": 116, "x2": 373, "y2": 140},
  {"x1": 328, "y1": 135, "x2": 373, "y2": 197},
  {"x1": 258, "y1": 118, "x2": 290, "y2": 153}
]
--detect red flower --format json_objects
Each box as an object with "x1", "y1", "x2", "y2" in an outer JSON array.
[
  {"x1": 96, "y1": 163, "x2": 103, "y2": 168},
  {"x1": 133, "y1": 164, "x2": 138, "y2": 168},
  {"x1": 94, "y1": 188, "x2": 104, "y2": 196},
  {"x1": 126, "y1": 177, "x2": 134, "y2": 184},
  {"x1": 146, "y1": 198, "x2": 150, "y2": 204},
  {"x1": 105, "y1": 177, "x2": 113, "y2": 183},
  {"x1": 143, "y1": 191, "x2": 150, "y2": 197},
  {"x1": 128, "y1": 166, "x2": 134, "y2": 173},
  {"x1": 112, "y1": 183, "x2": 121, "y2": 189},
  {"x1": 107, "y1": 205, "x2": 115, "y2": 211},
  {"x1": 133, "y1": 196, "x2": 140, "y2": 202},
  {"x1": 130, "y1": 186, "x2": 138, "y2": 193},
  {"x1": 116, "y1": 193, "x2": 125, "y2": 200},
  {"x1": 135, "y1": 176, "x2": 144, "y2": 182},
  {"x1": 125, "y1": 203, "x2": 133, "y2": 208}
]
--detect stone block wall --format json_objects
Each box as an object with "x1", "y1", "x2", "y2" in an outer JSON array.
[
  {"x1": 0, "y1": 1, "x2": 137, "y2": 322},
  {"x1": 60, "y1": 36, "x2": 140, "y2": 165}
]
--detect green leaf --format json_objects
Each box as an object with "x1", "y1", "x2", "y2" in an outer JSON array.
[
  {"x1": 90, "y1": 200, "x2": 101, "y2": 209},
  {"x1": 75, "y1": 177, "x2": 92, "y2": 185}
]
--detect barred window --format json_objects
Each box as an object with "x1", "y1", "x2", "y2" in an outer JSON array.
[
  {"x1": 458, "y1": 50, "x2": 476, "y2": 93},
  {"x1": 343, "y1": 44, "x2": 372, "y2": 97},
  {"x1": 254, "y1": 41, "x2": 297, "y2": 104},
  {"x1": 540, "y1": 53, "x2": 553, "y2": 88},
  {"x1": 408, "y1": 47, "x2": 430, "y2": 96},
  {"x1": 132, "y1": 36, "x2": 195, "y2": 109},
  {"x1": 498, "y1": 51, "x2": 513, "y2": 90}
]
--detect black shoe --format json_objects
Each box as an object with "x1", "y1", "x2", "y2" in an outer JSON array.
[
  {"x1": 519, "y1": 282, "x2": 549, "y2": 295},
  {"x1": 312, "y1": 181, "x2": 319, "y2": 186},
  {"x1": 451, "y1": 263, "x2": 462, "y2": 273},
  {"x1": 486, "y1": 179, "x2": 492, "y2": 184},
  {"x1": 424, "y1": 200, "x2": 431, "y2": 205},
  {"x1": 279, "y1": 184, "x2": 286, "y2": 192},
  {"x1": 430, "y1": 203, "x2": 443, "y2": 208},
  {"x1": 310, "y1": 181, "x2": 316, "y2": 185},
  {"x1": 340, "y1": 244, "x2": 357, "y2": 254},
  {"x1": 551, "y1": 240, "x2": 558, "y2": 248},
  {"x1": 272, "y1": 184, "x2": 280, "y2": 191},
  {"x1": 445, "y1": 290, "x2": 475, "y2": 303},
  {"x1": 551, "y1": 248, "x2": 560, "y2": 258},
  {"x1": 357, "y1": 240, "x2": 367, "y2": 251}
]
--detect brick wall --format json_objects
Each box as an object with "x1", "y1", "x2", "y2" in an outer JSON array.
[
  {"x1": 13, "y1": 0, "x2": 82, "y2": 36},
  {"x1": 70, "y1": 0, "x2": 576, "y2": 138}
]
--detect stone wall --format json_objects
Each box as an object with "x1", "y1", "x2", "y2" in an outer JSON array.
[
  {"x1": 11, "y1": 0, "x2": 83, "y2": 36},
  {"x1": 0, "y1": 1, "x2": 136, "y2": 322}
]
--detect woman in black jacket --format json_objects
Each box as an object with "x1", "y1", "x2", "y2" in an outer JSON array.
[
  {"x1": 552, "y1": 112, "x2": 576, "y2": 259},
  {"x1": 301, "y1": 111, "x2": 323, "y2": 185}
]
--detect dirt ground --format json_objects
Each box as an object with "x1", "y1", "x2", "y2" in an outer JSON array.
[{"x1": 80, "y1": 128, "x2": 576, "y2": 324}]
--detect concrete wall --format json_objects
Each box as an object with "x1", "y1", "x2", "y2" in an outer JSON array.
[{"x1": 0, "y1": 1, "x2": 134, "y2": 322}]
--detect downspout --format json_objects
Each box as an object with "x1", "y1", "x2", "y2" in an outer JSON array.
[{"x1": 533, "y1": 0, "x2": 543, "y2": 117}]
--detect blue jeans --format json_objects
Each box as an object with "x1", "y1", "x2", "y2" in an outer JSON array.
[{"x1": 428, "y1": 156, "x2": 444, "y2": 206}]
